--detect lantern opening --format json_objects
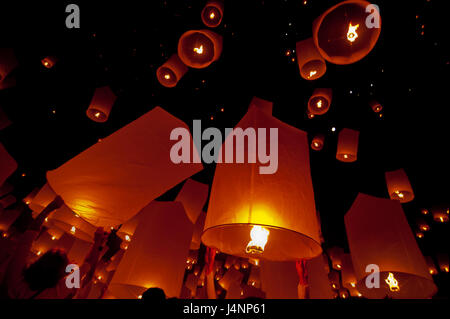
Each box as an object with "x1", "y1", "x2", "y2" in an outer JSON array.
[
  {"x1": 385, "y1": 273, "x2": 400, "y2": 292},
  {"x1": 159, "y1": 66, "x2": 177, "y2": 86},
  {"x1": 246, "y1": 225, "x2": 270, "y2": 254}
]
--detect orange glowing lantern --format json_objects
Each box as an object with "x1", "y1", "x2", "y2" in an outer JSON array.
[
  {"x1": 425, "y1": 256, "x2": 438, "y2": 275},
  {"x1": 339, "y1": 288, "x2": 350, "y2": 299},
  {"x1": 296, "y1": 38, "x2": 327, "y2": 80},
  {"x1": 327, "y1": 247, "x2": 344, "y2": 270},
  {"x1": 156, "y1": 54, "x2": 188, "y2": 88},
  {"x1": 341, "y1": 254, "x2": 357, "y2": 289},
  {"x1": 175, "y1": 179, "x2": 209, "y2": 224},
  {"x1": 178, "y1": 30, "x2": 223, "y2": 69},
  {"x1": 0, "y1": 143, "x2": 18, "y2": 187},
  {"x1": 432, "y1": 208, "x2": 449, "y2": 223},
  {"x1": 308, "y1": 88, "x2": 332, "y2": 115},
  {"x1": 109, "y1": 202, "x2": 194, "y2": 299},
  {"x1": 249, "y1": 96, "x2": 273, "y2": 116},
  {"x1": 328, "y1": 270, "x2": 340, "y2": 290},
  {"x1": 336, "y1": 128, "x2": 359, "y2": 162},
  {"x1": 218, "y1": 268, "x2": 244, "y2": 291},
  {"x1": 41, "y1": 56, "x2": 58, "y2": 69},
  {"x1": 86, "y1": 86, "x2": 117, "y2": 123},
  {"x1": 201, "y1": 0, "x2": 224, "y2": 28},
  {"x1": 312, "y1": 0, "x2": 381, "y2": 65},
  {"x1": 417, "y1": 218, "x2": 430, "y2": 232},
  {"x1": 311, "y1": 134, "x2": 325, "y2": 151},
  {"x1": 369, "y1": 100, "x2": 382, "y2": 113},
  {"x1": 306, "y1": 254, "x2": 335, "y2": 299},
  {"x1": 202, "y1": 106, "x2": 322, "y2": 261},
  {"x1": 437, "y1": 254, "x2": 449, "y2": 273},
  {"x1": 247, "y1": 265, "x2": 261, "y2": 289},
  {"x1": 345, "y1": 193, "x2": 437, "y2": 298},
  {"x1": 261, "y1": 261, "x2": 299, "y2": 299},
  {"x1": 0, "y1": 48, "x2": 18, "y2": 84},
  {"x1": 385, "y1": 169, "x2": 414, "y2": 203}
]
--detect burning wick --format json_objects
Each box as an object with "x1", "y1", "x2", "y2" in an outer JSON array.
[
  {"x1": 309, "y1": 70, "x2": 317, "y2": 78},
  {"x1": 70, "y1": 226, "x2": 76, "y2": 234},
  {"x1": 164, "y1": 74, "x2": 171, "y2": 80},
  {"x1": 246, "y1": 225, "x2": 270, "y2": 254},
  {"x1": 209, "y1": 12, "x2": 215, "y2": 19},
  {"x1": 385, "y1": 272, "x2": 400, "y2": 292},
  {"x1": 347, "y1": 23, "x2": 360, "y2": 43},
  {"x1": 193, "y1": 45, "x2": 204, "y2": 54},
  {"x1": 94, "y1": 112, "x2": 101, "y2": 118},
  {"x1": 317, "y1": 100, "x2": 323, "y2": 108},
  {"x1": 395, "y1": 191, "x2": 404, "y2": 199}
]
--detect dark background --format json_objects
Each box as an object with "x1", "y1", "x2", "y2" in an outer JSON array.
[{"x1": 0, "y1": 0, "x2": 448, "y2": 297}]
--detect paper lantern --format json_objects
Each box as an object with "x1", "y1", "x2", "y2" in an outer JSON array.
[
  {"x1": 0, "y1": 182, "x2": 13, "y2": 198},
  {"x1": 249, "y1": 96, "x2": 273, "y2": 116},
  {"x1": 311, "y1": 134, "x2": 325, "y2": 151},
  {"x1": 432, "y1": 208, "x2": 449, "y2": 223},
  {"x1": 308, "y1": 88, "x2": 332, "y2": 116},
  {"x1": 156, "y1": 54, "x2": 188, "y2": 88},
  {"x1": 425, "y1": 256, "x2": 438, "y2": 275},
  {"x1": 260, "y1": 261, "x2": 299, "y2": 299},
  {"x1": 306, "y1": 254, "x2": 335, "y2": 299},
  {"x1": 178, "y1": 30, "x2": 223, "y2": 69},
  {"x1": 385, "y1": 168, "x2": 414, "y2": 203},
  {"x1": 46, "y1": 106, "x2": 203, "y2": 227},
  {"x1": 336, "y1": 128, "x2": 359, "y2": 162},
  {"x1": 339, "y1": 288, "x2": 350, "y2": 299},
  {"x1": 328, "y1": 270, "x2": 340, "y2": 290},
  {"x1": 247, "y1": 265, "x2": 261, "y2": 289},
  {"x1": 296, "y1": 38, "x2": 327, "y2": 80},
  {"x1": 0, "y1": 195, "x2": 16, "y2": 209},
  {"x1": 175, "y1": 179, "x2": 209, "y2": 224},
  {"x1": 86, "y1": 86, "x2": 117, "y2": 123},
  {"x1": 201, "y1": 0, "x2": 224, "y2": 28},
  {"x1": 66, "y1": 237, "x2": 93, "y2": 265},
  {"x1": 202, "y1": 106, "x2": 322, "y2": 261},
  {"x1": 0, "y1": 107, "x2": 12, "y2": 130},
  {"x1": 345, "y1": 193, "x2": 437, "y2": 299},
  {"x1": 218, "y1": 268, "x2": 243, "y2": 291},
  {"x1": 0, "y1": 143, "x2": 18, "y2": 187},
  {"x1": 369, "y1": 100, "x2": 382, "y2": 113},
  {"x1": 312, "y1": 0, "x2": 381, "y2": 65},
  {"x1": 327, "y1": 247, "x2": 344, "y2": 270},
  {"x1": 0, "y1": 208, "x2": 21, "y2": 232},
  {"x1": 109, "y1": 201, "x2": 193, "y2": 298},
  {"x1": 341, "y1": 253, "x2": 357, "y2": 289},
  {"x1": 41, "y1": 56, "x2": 58, "y2": 69},
  {"x1": 417, "y1": 218, "x2": 430, "y2": 232},
  {"x1": 437, "y1": 254, "x2": 449, "y2": 273},
  {"x1": 224, "y1": 255, "x2": 238, "y2": 270},
  {"x1": 0, "y1": 48, "x2": 18, "y2": 83},
  {"x1": 32, "y1": 231, "x2": 57, "y2": 256},
  {"x1": 23, "y1": 187, "x2": 40, "y2": 205}
]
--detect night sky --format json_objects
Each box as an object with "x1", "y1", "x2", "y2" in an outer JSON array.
[{"x1": 0, "y1": 0, "x2": 448, "y2": 297}]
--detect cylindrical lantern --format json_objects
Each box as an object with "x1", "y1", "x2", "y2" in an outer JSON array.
[
  {"x1": 327, "y1": 246, "x2": 344, "y2": 270},
  {"x1": 202, "y1": 106, "x2": 322, "y2": 261},
  {"x1": 306, "y1": 254, "x2": 335, "y2": 299},
  {"x1": 425, "y1": 256, "x2": 438, "y2": 275},
  {"x1": 296, "y1": 38, "x2": 327, "y2": 80},
  {"x1": 86, "y1": 86, "x2": 117, "y2": 122},
  {"x1": 175, "y1": 179, "x2": 209, "y2": 224},
  {"x1": 0, "y1": 143, "x2": 18, "y2": 187},
  {"x1": 341, "y1": 253, "x2": 357, "y2": 289},
  {"x1": 261, "y1": 261, "x2": 300, "y2": 299},
  {"x1": 336, "y1": 128, "x2": 359, "y2": 162},
  {"x1": 339, "y1": 288, "x2": 350, "y2": 299},
  {"x1": 345, "y1": 193, "x2": 437, "y2": 299},
  {"x1": 218, "y1": 268, "x2": 243, "y2": 291},
  {"x1": 417, "y1": 218, "x2": 430, "y2": 232},
  {"x1": 369, "y1": 100, "x2": 382, "y2": 113},
  {"x1": 156, "y1": 54, "x2": 188, "y2": 88},
  {"x1": 437, "y1": 254, "x2": 449, "y2": 273},
  {"x1": 247, "y1": 265, "x2": 261, "y2": 289},
  {"x1": 308, "y1": 88, "x2": 332, "y2": 115},
  {"x1": 0, "y1": 48, "x2": 18, "y2": 83},
  {"x1": 178, "y1": 30, "x2": 223, "y2": 69},
  {"x1": 385, "y1": 168, "x2": 414, "y2": 203},
  {"x1": 201, "y1": 0, "x2": 224, "y2": 28},
  {"x1": 312, "y1": 0, "x2": 381, "y2": 65},
  {"x1": 109, "y1": 202, "x2": 194, "y2": 299},
  {"x1": 328, "y1": 270, "x2": 340, "y2": 290},
  {"x1": 41, "y1": 56, "x2": 58, "y2": 69},
  {"x1": 311, "y1": 134, "x2": 325, "y2": 151},
  {"x1": 432, "y1": 208, "x2": 449, "y2": 223}
]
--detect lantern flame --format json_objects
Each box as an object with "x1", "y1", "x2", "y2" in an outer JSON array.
[
  {"x1": 246, "y1": 225, "x2": 270, "y2": 254},
  {"x1": 193, "y1": 45, "x2": 204, "y2": 54},
  {"x1": 209, "y1": 12, "x2": 215, "y2": 19},
  {"x1": 70, "y1": 226, "x2": 76, "y2": 234},
  {"x1": 164, "y1": 74, "x2": 171, "y2": 80},
  {"x1": 385, "y1": 272, "x2": 400, "y2": 292},
  {"x1": 94, "y1": 112, "x2": 101, "y2": 118},
  {"x1": 309, "y1": 70, "x2": 317, "y2": 78},
  {"x1": 395, "y1": 191, "x2": 404, "y2": 199},
  {"x1": 347, "y1": 23, "x2": 360, "y2": 43},
  {"x1": 317, "y1": 100, "x2": 323, "y2": 108}
]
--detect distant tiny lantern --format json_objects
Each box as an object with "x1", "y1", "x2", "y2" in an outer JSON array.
[
  {"x1": 336, "y1": 128, "x2": 359, "y2": 162},
  {"x1": 86, "y1": 86, "x2": 117, "y2": 123},
  {"x1": 327, "y1": 247, "x2": 344, "y2": 270},
  {"x1": 178, "y1": 30, "x2": 223, "y2": 69},
  {"x1": 437, "y1": 254, "x2": 449, "y2": 273},
  {"x1": 308, "y1": 88, "x2": 332, "y2": 115},
  {"x1": 432, "y1": 208, "x2": 449, "y2": 223},
  {"x1": 311, "y1": 134, "x2": 325, "y2": 151},
  {"x1": 312, "y1": 0, "x2": 381, "y2": 65},
  {"x1": 201, "y1": 0, "x2": 224, "y2": 28},
  {"x1": 296, "y1": 38, "x2": 327, "y2": 80},
  {"x1": 41, "y1": 56, "x2": 58, "y2": 69},
  {"x1": 417, "y1": 219, "x2": 430, "y2": 232},
  {"x1": 156, "y1": 54, "x2": 188, "y2": 88},
  {"x1": 385, "y1": 168, "x2": 414, "y2": 203},
  {"x1": 425, "y1": 256, "x2": 438, "y2": 275},
  {"x1": 369, "y1": 100, "x2": 383, "y2": 113}
]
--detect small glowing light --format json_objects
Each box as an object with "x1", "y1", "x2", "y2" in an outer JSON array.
[
  {"x1": 439, "y1": 217, "x2": 444, "y2": 222},
  {"x1": 44, "y1": 218, "x2": 49, "y2": 223},
  {"x1": 70, "y1": 226, "x2": 76, "y2": 234},
  {"x1": 308, "y1": 113, "x2": 315, "y2": 119},
  {"x1": 43, "y1": 60, "x2": 49, "y2": 67},
  {"x1": 350, "y1": 282, "x2": 356, "y2": 288},
  {"x1": 421, "y1": 225, "x2": 429, "y2": 232},
  {"x1": 416, "y1": 232, "x2": 424, "y2": 239},
  {"x1": 94, "y1": 112, "x2": 101, "y2": 118},
  {"x1": 385, "y1": 272, "x2": 400, "y2": 292},
  {"x1": 21, "y1": 173, "x2": 26, "y2": 177},
  {"x1": 220, "y1": 108, "x2": 224, "y2": 112},
  {"x1": 313, "y1": 142, "x2": 319, "y2": 148},
  {"x1": 246, "y1": 225, "x2": 270, "y2": 254},
  {"x1": 2, "y1": 233, "x2": 8, "y2": 238},
  {"x1": 444, "y1": 267, "x2": 449, "y2": 273},
  {"x1": 251, "y1": 282, "x2": 255, "y2": 286},
  {"x1": 357, "y1": 293, "x2": 362, "y2": 297},
  {"x1": 343, "y1": 154, "x2": 349, "y2": 159},
  {"x1": 125, "y1": 234, "x2": 131, "y2": 242},
  {"x1": 347, "y1": 23, "x2": 360, "y2": 43},
  {"x1": 395, "y1": 191, "x2": 404, "y2": 199},
  {"x1": 25, "y1": 201, "x2": 30, "y2": 205},
  {"x1": 209, "y1": 12, "x2": 215, "y2": 19},
  {"x1": 97, "y1": 275, "x2": 102, "y2": 280},
  {"x1": 331, "y1": 127, "x2": 336, "y2": 132},
  {"x1": 308, "y1": 70, "x2": 317, "y2": 78},
  {"x1": 138, "y1": 295, "x2": 143, "y2": 299},
  {"x1": 164, "y1": 74, "x2": 171, "y2": 80},
  {"x1": 37, "y1": 251, "x2": 42, "y2": 256},
  {"x1": 75, "y1": 214, "x2": 79, "y2": 218},
  {"x1": 317, "y1": 100, "x2": 323, "y2": 109},
  {"x1": 429, "y1": 269, "x2": 435, "y2": 275},
  {"x1": 210, "y1": 116, "x2": 214, "y2": 120},
  {"x1": 336, "y1": 264, "x2": 342, "y2": 269},
  {"x1": 193, "y1": 45, "x2": 204, "y2": 54},
  {"x1": 332, "y1": 284, "x2": 337, "y2": 289},
  {"x1": 422, "y1": 209, "x2": 429, "y2": 215},
  {"x1": 51, "y1": 236, "x2": 56, "y2": 241}
]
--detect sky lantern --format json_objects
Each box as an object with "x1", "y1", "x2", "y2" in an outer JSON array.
[
  {"x1": 0, "y1": 143, "x2": 17, "y2": 187},
  {"x1": 385, "y1": 168, "x2": 414, "y2": 203},
  {"x1": 86, "y1": 86, "x2": 117, "y2": 123},
  {"x1": 260, "y1": 261, "x2": 299, "y2": 299},
  {"x1": 41, "y1": 56, "x2": 58, "y2": 69},
  {"x1": 0, "y1": 48, "x2": 18, "y2": 84},
  {"x1": 201, "y1": 0, "x2": 224, "y2": 28},
  {"x1": 178, "y1": 30, "x2": 223, "y2": 69},
  {"x1": 306, "y1": 254, "x2": 335, "y2": 299},
  {"x1": 311, "y1": 134, "x2": 325, "y2": 151},
  {"x1": 437, "y1": 254, "x2": 449, "y2": 273},
  {"x1": 327, "y1": 247, "x2": 344, "y2": 270},
  {"x1": 175, "y1": 179, "x2": 209, "y2": 224},
  {"x1": 345, "y1": 193, "x2": 437, "y2": 299},
  {"x1": 156, "y1": 53, "x2": 188, "y2": 88},
  {"x1": 370, "y1": 100, "x2": 383, "y2": 113},
  {"x1": 23, "y1": 187, "x2": 39, "y2": 205},
  {"x1": 432, "y1": 207, "x2": 449, "y2": 223},
  {"x1": 308, "y1": 88, "x2": 332, "y2": 115},
  {"x1": 109, "y1": 201, "x2": 194, "y2": 299},
  {"x1": 312, "y1": 0, "x2": 381, "y2": 65},
  {"x1": 218, "y1": 267, "x2": 244, "y2": 291},
  {"x1": 202, "y1": 106, "x2": 322, "y2": 261},
  {"x1": 425, "y1": 256, "x2": 438, "y2": 275},
  {"x1": 46, "y1": 106, "x2": 202, "y2": 228},
  {"x1": 296, "y1": 38, "x2": 327, "y2": 80},
  {"x1": 336, "y1": 128, "x2": 359, "y2": 162}
]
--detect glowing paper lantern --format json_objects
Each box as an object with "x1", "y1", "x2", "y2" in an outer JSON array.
[
  {"x1": 86, "y1": 86, "x2": 117, "y2": 123},
  {"x1": 417, "y1": 218, "x2": 430, "y2": 232},
  {"x1": 425, "y1": 256, "x2": 438, "y2": 275},
  {"x1": 312, "y1": 0, "x2": 381, "y2": 65},
  {"x1": 178, "y1": 30, "x2": 223, "y2": 69},
  {"x1": 46, "y1": 106, "x2": 203, "y2": 227},
  {"x1": 369, "y1": 100, "x2": 382, "y2": 113},
  {"x1": 339, "y1": 288, "x2": 349, "y2": 299},
  {"x1": 336, "y1": 128, "x2": 359, "y2": 162},
  {"x1": 437, "y1": 254, "x2": 449, "y2": 273},
  {"x1": 175, "y1": 179, "x2": 209, "y2": 224},
  {"x1": 308, "y1": 88, "x2": 332, "y2": 115},
  {"x1": 0, "y1": 107, "x2": 12, "y2": 130},
  {"x1": 296, "y1": 38, "x2": 327, "y2": 80},
  {"x1": 385, "y1": 168, "x2": 414, "y2": 203},
  {"x1": 306, "y1": 254, "x2": 335, "y2": 299},
  {"x1": 23, "y1": 187, "x2": 39, "y2": 205},
  {"x1": 0, "y1": 48, "x2": 18, "y2": 83},
  {"x1": 248, "y1": 265, "x2": 261, "y2": 289},
  {"x1": 0, "y1": 195, "x2": 16, "y2": 209},
  {"x1": 0, "y1": 143, "x2": 18, "y2": 187},
  {"x1": 311, "y1": 134, "x2": 325, "y2": 151},
  {"x1": 156, "y1": 54, "x2": 188, "y2": 88},
  {"x1": 32, "y1": 231, "x2": 57, "y2": 256},
  {"x1": 260, "y1": 261, "x2": 299, "y2": 299},
  {"x1": 201, "y1": 0, "x2": 224, "y2": 28},
  {"x1": 41, "y1": 56, "x2": 58, "y2": 69},
  {"x1": 341, "y1": 253, "x2": 357, "y2": 289},
  {"x1": 432, "y1": 208, "x2": 449, "y2": 223},
  {"x1": 109, "y1": 201, "x2": 193, "y2": 299},
  {"x1": 328, "y1": 270, "x2": 340, "y2": 290},
  {"x1": 249, "y1": 97, "x2": 273, "y2": 116},
  {"x1": 345, "y1": 193, "x2": 437, "y2": 299},
  {"x1": 202, "y1": 106, "x2": 322, "y2": 261},
  {"x1": 218, "y1": 268, "x2": 243, "y2": 291},
  {"x1": 327, "y1": 247, "x2": 344, "y2": 270}
]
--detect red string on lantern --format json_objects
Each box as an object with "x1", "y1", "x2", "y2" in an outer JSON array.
[
  {"x1": 296, "y1": 259, "x2": 308, "y2": 285},
  {"x1": 205, "y1": 247, "x2": 217, "y2": 275}
]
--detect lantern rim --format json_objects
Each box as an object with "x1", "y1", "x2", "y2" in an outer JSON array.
[
  {"x1": 177, "y1": 30, "x2": 223, "y2": 69},
  {"x1": 300, "y1": 59, "x2": 327, "y2": 80},
  {"x1": 156, "y1": 66, "x2": 178, "y2": 88},
  {"x1": 50, "y1": 220, "x2": 94, "y2": 243},
  {"x1": 201, "y1": 1, "x2": 224, "y2": 28},
  {"x1": 86, "y1": 108, "x2": 108, "y2": 122}
]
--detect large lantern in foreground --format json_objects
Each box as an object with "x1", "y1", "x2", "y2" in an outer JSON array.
[
  {"x1": 312, "y1": 0, "x2": 381, "y2": 65},
  {"x1": 345, "y1": 193, "x2": 437, "y2": 299},
  {"x1": 296, "y1": 38, "x2": 326, "y2": 80},
  {"x1": 385, "y1": 168, "x2": 414, "y2": 203},
  {"x1": 178, "y1": 30, "x2": 223, "y2": 69},
  {"x1": 202, "y1": 105, "x2": 322, "y2": 261},
  {"x1": 156, "y1": 54, "x2": 188, "y2": 88},
  {"x1": 336, "y1": 128, "x2": 359, "y2": 162},
  {"x1": 201, "y1": 0, "x2": 224, "y2": 28},
  {"x1": 308, "y1": 88, "x2": 332, "y2": 115},
  {"x1": 86, "y1": 86, "x2": 117, "y2": 123}
]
